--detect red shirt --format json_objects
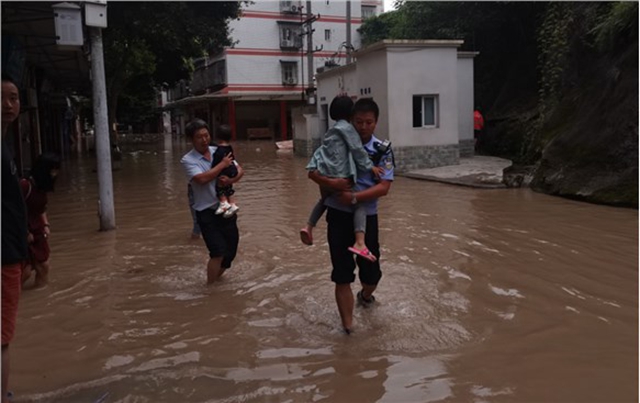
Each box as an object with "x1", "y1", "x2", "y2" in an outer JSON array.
[
  {"x1": 474, "y1": 110, "x2": 485, "y2": 131},
  {"x1": 20, "y1": 178, "x2": 48, "y2": 235}
]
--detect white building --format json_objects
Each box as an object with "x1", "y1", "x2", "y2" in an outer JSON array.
[
  {"x1": 166, "y1": 0, "x2": 383, "y2": 140},
  {"x1": 295, "y1": 40, "x2": 477, "y2": 171}
]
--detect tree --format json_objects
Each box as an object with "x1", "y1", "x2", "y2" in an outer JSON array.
[
  {"x1": 103, "y1": 2, "x2": 242, "y2": 139},
  {"x1": 359, "y1": 2, "x2": 545, "y2": 110}
]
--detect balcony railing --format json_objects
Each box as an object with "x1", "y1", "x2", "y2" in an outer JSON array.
[{"x1": 190, "y1": 60, "x2": 227, "y2": 95}]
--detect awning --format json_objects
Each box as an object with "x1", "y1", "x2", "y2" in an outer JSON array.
[
  {"x1": 2, "y1": 2, "x2": 91, "y2": 93},
  {"x1": 164, "y1": 91, "x2": 305, "y2": 109}
]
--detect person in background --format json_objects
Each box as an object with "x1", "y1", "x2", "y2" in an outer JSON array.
[
  {"x1": 2, "y1": 73, "x2": 28, "y2": 403},
  {"x1": 474, "y1": 107, "x2": 485, "y2": 153},
  {"x1": 20, "y1": 153, "x2": 61, "y2": 288}
]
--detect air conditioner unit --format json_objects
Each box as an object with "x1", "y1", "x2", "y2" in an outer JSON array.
[
  {"x1": 285, "y1": 77, "x2": 296, "y2": 85},
  {"x1": 290, "y1": 5, "x2": 298, "y2": 12},
  {"x1": 281, "y1": 40, "x2": 293, "y2": 48}
]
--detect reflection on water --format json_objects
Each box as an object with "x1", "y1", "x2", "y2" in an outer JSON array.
[{"x1": 12, "y1": 137, "x2": 638, "y2": 402}]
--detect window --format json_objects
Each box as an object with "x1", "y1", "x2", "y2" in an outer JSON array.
[
  {"x1": 278, "y1": 22, "x2": 302, "y2": 49},
  {"x1": 412, "y1": 95, "x2": 438, "y2": 128},
  {"x1": 280, "y1": 61, "x2": 298, "y2": 85},
  {"x1": 325, "y1": 29, "x2": 331, "y2": 41},
  {"x1": 361, "y1": 5, "x2": 376, "y2": 19},
  {"x1": 280, "y1": 1, "x2": 301, "y2": 14}
]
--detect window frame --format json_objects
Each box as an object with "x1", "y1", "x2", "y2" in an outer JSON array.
[
  {"x1": 280, "y1": 61, "x2": 298, "y2": 85},
  {"x1": 277, "y1": 21, "x2": 302, "y2": 49},
  {"x1": 412, "y1": 94, "x2": 439, "y2": 129},
  {"x1": 361, "y1": 5, "x2": 376, "y2": 19}
]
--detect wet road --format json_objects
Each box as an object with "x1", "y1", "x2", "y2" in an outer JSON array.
[{"x1": 11, "y1": 137, "x2": 638, "y2": 402}]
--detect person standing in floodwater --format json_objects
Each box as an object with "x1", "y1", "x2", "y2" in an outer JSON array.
[
  {"x1": 309, "y1": 98, "x2": 394, "y2": 334},
  {"x1": 474, "y1": 107, "x2": 485, "y2": 153},
  {"x1": 2, "y1": 73, "x2": 28, "y2": 403},
  {"x1": 20, "y1": 153, "x2": 61, "y2": 288},
  {"x1": 180, "y1": 119, "x2": 244, "y2": 284}
]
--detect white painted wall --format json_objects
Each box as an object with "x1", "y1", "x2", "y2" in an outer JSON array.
[
  {"x1": 292, "y1": 106, "x2": 321, "y2": 143},
  {"x1": 356, "y1": 50, "x2": 389, "y2": 139},
  {"x1": 457, "y1": 55, "x2": 475, "y2": 142},
  {"x1": 226, "y1": 54, "x2": 301, "y2": 86},
  {"x1": 225, "y1": 0, "x2": 367, "y2": 87},
  {"x1": 386, "y1": 47, "x2": 459, "y2": 147},
  {"x1": 316, "y1": 64, "x2": 357, "y2": 127}
]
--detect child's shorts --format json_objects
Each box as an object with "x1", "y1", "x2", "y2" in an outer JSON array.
[{"x1": 216, "y1": 185, "x2": 235, "y2": 198}]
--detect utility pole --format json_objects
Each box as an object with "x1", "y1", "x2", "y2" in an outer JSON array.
[
  {"x1": 306, "y1": 1, "x2": 314, "y2": 88},
  {"x1": 90, "y1": 26, "x2": 116, "y2": 230},
  {"x1": 299, "y1": 5, "x2": 305, "y2": 101},
  {"x1": 346, "y1": 0, "x2": 352, "y2": 64},
  {"x1": 301, "y1": 5, "x2": 322, "y2": 102}
]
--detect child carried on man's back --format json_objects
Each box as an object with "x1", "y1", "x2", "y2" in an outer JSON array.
[
  {"x1": 300, "y1": 95, "x2": 381, "y2": 262},
  {"x1": 211, "y1": 124, "x2": 240, "y2": 218}
]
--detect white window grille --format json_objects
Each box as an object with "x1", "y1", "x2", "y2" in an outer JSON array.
[
  {"x1": 412, "y1": 95, "x2": 439, "y2": 128},
  {"x1": 361, "y1": 5, "x2": 376, "y2": 19},
  {"x1": 280, "y1": 61, "x2": 298, "y2": 85}
]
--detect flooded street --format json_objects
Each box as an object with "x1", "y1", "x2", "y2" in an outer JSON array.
[{"x1": 11, "y1": 137, "x2": 638, "y2": 403}]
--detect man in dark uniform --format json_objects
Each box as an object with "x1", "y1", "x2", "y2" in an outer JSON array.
[{"x1": 309, "y1": 98, "x2": 394, "y2": 334}]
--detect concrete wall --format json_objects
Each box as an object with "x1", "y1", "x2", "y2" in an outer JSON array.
[
  {"x1": 458, "y1": 53, "x2": 474, "y2": 157},
  {"x1": 292, "y1": 105, "x2": 321, "y2": 157},
  {"x1": 458, "y1": 139, "x2": 474, "y2": 158},
  {"x1": 386, "y1": 47, "x2": 459, "y2": 148},
  {"x1": 226, "y1": 54, "x2": 300, "y2": 86},
  {"x1": 394, "y1": 144, "x2": 459, "y2": 172},
  {"x1": 316, "y1": 64, "x2": 358, "y2": 127},
  {"x1": 356, "y1": 51, "x2": 389, "y2": 140}
]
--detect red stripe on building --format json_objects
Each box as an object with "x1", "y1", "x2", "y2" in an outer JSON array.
[
  {"x1": 227, "y1": 85, "x2": 306, "y2": 92},
  {"x1": 226, "y1": 48, "x2": 346, "y2": 58},
  {"x1": 240, "y1": 11, "x2": 362, "y2": 24}
]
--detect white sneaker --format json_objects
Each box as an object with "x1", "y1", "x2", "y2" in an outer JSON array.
[
  {"x1": 223, "y1": 204, "x2": 239, "y2": 218},
  {"x1": 215, "y1": 201, "x2": 231, "y2": 215}
]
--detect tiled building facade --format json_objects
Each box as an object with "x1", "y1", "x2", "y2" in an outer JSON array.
[{"x1": 165, "y1": 0, "x2": 383, "y2": 140}]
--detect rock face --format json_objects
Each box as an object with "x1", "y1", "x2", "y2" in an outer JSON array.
[
  {"x1": 503, "y1": 165, "x2": 535, "y2": 188},
  {"x1": 485, "y1": 38, "x2": 638, "y2": 208},
  {"x1": 530, "y1": 44, "x2": 638, "y2": 207}
]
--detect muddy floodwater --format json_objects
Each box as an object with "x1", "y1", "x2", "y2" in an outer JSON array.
[{"x1": 11, "y1": 137, "x2": 638, "y2": 402}]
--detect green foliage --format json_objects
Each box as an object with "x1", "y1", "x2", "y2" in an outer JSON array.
[
  {"x1": 537, "y1": 3, "x2": 573, "y2": 118},
  {"x1": 357, "y1": 11, "x2": 400, "y2": 46},
  {"x1": 536, "y1": 2, "x2": 636, "y2": 121},
  {"x1": 592, "y1": 2, "x2": 639, "y2": 52},
  {"x1": 117, "y1": 76, "x2": 157, "y2": 126},
  {"x1": 103, "y1": 2, "x2": 242, "y2": 128}
]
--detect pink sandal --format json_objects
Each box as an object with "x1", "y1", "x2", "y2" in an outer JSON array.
[
  {"x1": 299, "y1": 228, "x2": 313, "y2": 245},
  {"x1": 348, "y1": 246, "x2": 377, "y2": 262}
]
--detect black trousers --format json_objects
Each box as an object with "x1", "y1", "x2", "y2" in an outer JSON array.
[
  {"x1": 326, "y1": 207, "x2": 382, "y2": 285},
  {"x1": 196, "y1": 208, "x2": 239, "y2": 269}
]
